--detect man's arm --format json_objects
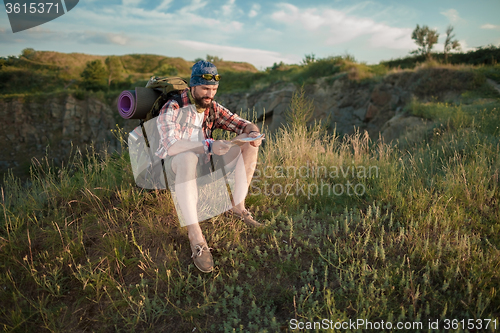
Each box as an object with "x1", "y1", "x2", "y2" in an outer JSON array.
[
  {"x1": 213, "y1": 102, "x2": 252, "y2": 134},
  {"x1": 212, "y1": 102, "x2": 263, "y2": 147},
  {"x1": 243, "y1": 123, "x2": 260, "y2": 134}
]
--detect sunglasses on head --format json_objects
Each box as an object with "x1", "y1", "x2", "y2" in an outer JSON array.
[{"x1": 197, "y1": 74, "x2": 221, "y2": 81}]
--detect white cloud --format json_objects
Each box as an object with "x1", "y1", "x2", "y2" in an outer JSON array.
[
  {"x1": 25, "y1": 26, "x2": 54, "y2": 34},
  {"x1": 108, "y1": 34, "x2": 129, "y2": 45},
  {"x1": 177, "y1": 40, "x2": 299, "y2": 68},
  {"x1": 69, "y1": 31, "x2": 130, "y2": 45},
  {"x1": 343, "y1": 1, "x2": 375, "y2": 14},
  {"x1": 457, "y1": 40, "x2": 474, "y2": 52},
  {"x1": 441, "y1": 9, "x2": 464, "y2": 23},
  {"x1": 368, "y1": 25, "x2": 414, "y2": 50},
  {"x1": 481, "y1": 23, "x2": 500, "y2": 29},
  {"x1": 156, "y1": 0, "x2": 173, "y2": 12},
  {"x1": 271, "y1": 4, "x2": 413, "y2": 50},
  {"x1": 56, "y1": 4, "x2": 240, "y2": 39},
  {"x1": 179, "y1": 0, "x2": 208, "y2": 13},
  {"x1": 222, "y1": 0, "x2": 236, "y2": 16},
  {"x1": 249, "y1": 3, "x2": 260, "y2": 18}
]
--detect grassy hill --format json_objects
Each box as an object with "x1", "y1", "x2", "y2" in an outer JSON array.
[
  {"x1": 0, "y1": 50, "x2": 259, "y2": 97},
  {"x1": 23, "y1": 50, "x2": 258, "y2": 77},
  {"x1": 0, "y1": 73, "x2": 499, "y2": 331}
]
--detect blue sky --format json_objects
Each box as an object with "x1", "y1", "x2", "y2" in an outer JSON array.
[{"x1": 1, "y1": 0, "x2": 499, "y2": 70}]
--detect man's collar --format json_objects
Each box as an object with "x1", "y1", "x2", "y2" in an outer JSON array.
[{"x1": 187, "y1": 89, "x2": 196, "y2": 105}]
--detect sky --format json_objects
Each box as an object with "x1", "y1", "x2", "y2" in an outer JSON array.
[{"x1": 1, "y1": 0, "x2": 500, "y2": 70}]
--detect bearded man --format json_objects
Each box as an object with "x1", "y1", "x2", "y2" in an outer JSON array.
[{"x1": 156, "y1": 60, "x2": 263, "y2": 273}]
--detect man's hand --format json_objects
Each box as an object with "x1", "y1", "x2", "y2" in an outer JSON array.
[
  {"x1": 248, "y1": 131, "x2": 264, "y2": 147},
  {"x1": 212, "y1": 140, "x2": 232, "y2": 155}
]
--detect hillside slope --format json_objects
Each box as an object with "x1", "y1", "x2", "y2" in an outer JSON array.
[{"x1": 17, "y1": 50, "x2": 258, "y2": 79}]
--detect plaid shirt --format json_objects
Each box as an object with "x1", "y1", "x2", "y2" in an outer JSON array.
[{"x1": 156, "y1": 89, "x2": 251, "y2": 158}]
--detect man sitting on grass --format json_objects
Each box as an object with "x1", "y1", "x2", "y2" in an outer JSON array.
[{"x1": 156, "y1": 60, "x2": 264, "y2": 273}]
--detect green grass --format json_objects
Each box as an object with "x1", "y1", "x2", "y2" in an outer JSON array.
[
  {"x1": 476, "y1": 64, "x2": 500, "y2": 83},
  {"x1": 1, "y1": 87, "x2": 499, "y2": 332}
]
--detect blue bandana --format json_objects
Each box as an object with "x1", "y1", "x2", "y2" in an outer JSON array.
[{"x1": 190, "y1": 60, "x2": 219, "y2": 87}]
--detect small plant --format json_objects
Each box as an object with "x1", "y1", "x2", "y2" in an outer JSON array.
[
  {"x1": 284, "y1": 85, "x2": 314, "y2": 129},
  {"x1": 301, "y1": 53, "x2": 316, "y2": 65}
]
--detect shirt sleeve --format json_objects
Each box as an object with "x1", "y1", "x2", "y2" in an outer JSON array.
[
  {"x1": 213, "y1": 102, "x2": 252, "y2": 134},
  {"x1": 156, "y1": 99, "x2": 181, "y2": 158}
]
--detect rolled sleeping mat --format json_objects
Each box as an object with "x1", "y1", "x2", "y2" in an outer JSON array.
[
  {"x1": 117, "y1": 90, "x2": 135, "y2": 119},
  {"x1": 117, "y1": 87, "x2": 162, "y2": 119}
]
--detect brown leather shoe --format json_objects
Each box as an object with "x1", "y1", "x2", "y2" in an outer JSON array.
[
  {"x1": 190, "y1": 241, "x2": 213, "y2": 273},
  {"x1": 232, "y1": 209, "x2": 263, "y2": 227}
]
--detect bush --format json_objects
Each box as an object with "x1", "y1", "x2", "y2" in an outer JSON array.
[
  {"x1": 21, "y1": 47, "x2": 36, "y2": 59},
  {"x1": 284, "y1": 85, "x2": 314, "y2": 128},
  {"x1": 81, "y1": 60, "x2": 108, "y2": 91},
  {"x1": 293, "y1": 57, "x2": 342, "y2": 84}
]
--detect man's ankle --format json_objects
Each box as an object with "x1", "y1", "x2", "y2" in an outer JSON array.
[
  {"x1": 231, "y1": 206, "x2": 245, "y2": 215},
  {"x1": 187, "y1": 224, "x2": 204, "y2": 245},
  {"x1": 189, "y1": 237, "x2": 205, "y2": 246}
]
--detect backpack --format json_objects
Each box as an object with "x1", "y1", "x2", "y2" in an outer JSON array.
[
  {"x1": 118, "y1": 76, "x2": 187, "y2": 190},
  {"x1": 144, "y1": 76, "x2": 188, "y2": 121}
]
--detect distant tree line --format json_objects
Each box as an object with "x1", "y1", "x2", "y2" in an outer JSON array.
[
  {"x1": 382, "y1": 45, "x2": 500, "y2": 69},
  {"x1": 381, "y1": 24, "x2": 499, "y2": 69}
]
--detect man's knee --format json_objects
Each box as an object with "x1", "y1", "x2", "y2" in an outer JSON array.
[
  {"x1": 171, "y1": 152, "x2": 198, "y2": 175},
  {"x1": 241, "y1": 142, "x2": 259, "y2": 156}
]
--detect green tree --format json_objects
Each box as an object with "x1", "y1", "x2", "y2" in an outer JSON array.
[
  {"x1": 302, "y1": 53, "x2": 316, "y2": 65},
  {"x1": 105, "y1": 56, "x2": 124, "y2": 87},
  {"x1": 21, "y1": 47, "x2": 36, "y2": 59},
  {"x1": 443, "y1": 25, "x2": 461, "y2": 64},
  {"x1": 342, "y1": 52, "x2": 356, "y2": 63},
  {"x1": 206, "y1": 54, "x2": 223, "y2": 63},
  {"x1": 269, "y1": 61, "x2": 285, "y2": 71},
  {"x1": 81, "y1": 60, "x2": 108, "y2": 91},
  {"x1": 411, "y1": 24, "x2": 439, "y2": 60}
]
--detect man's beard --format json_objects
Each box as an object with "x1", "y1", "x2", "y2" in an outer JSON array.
[{"x1": 193, "y1": 95, "x2": 212, "y2": 109}]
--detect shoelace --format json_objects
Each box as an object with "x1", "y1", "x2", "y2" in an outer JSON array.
[{"x1": 192, "y1": 244, "x2": 212, "y2": 258}]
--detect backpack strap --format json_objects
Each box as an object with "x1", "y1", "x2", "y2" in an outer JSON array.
[{"x1": 206, "y1": 101, "x2": 216, "y2": 139}]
